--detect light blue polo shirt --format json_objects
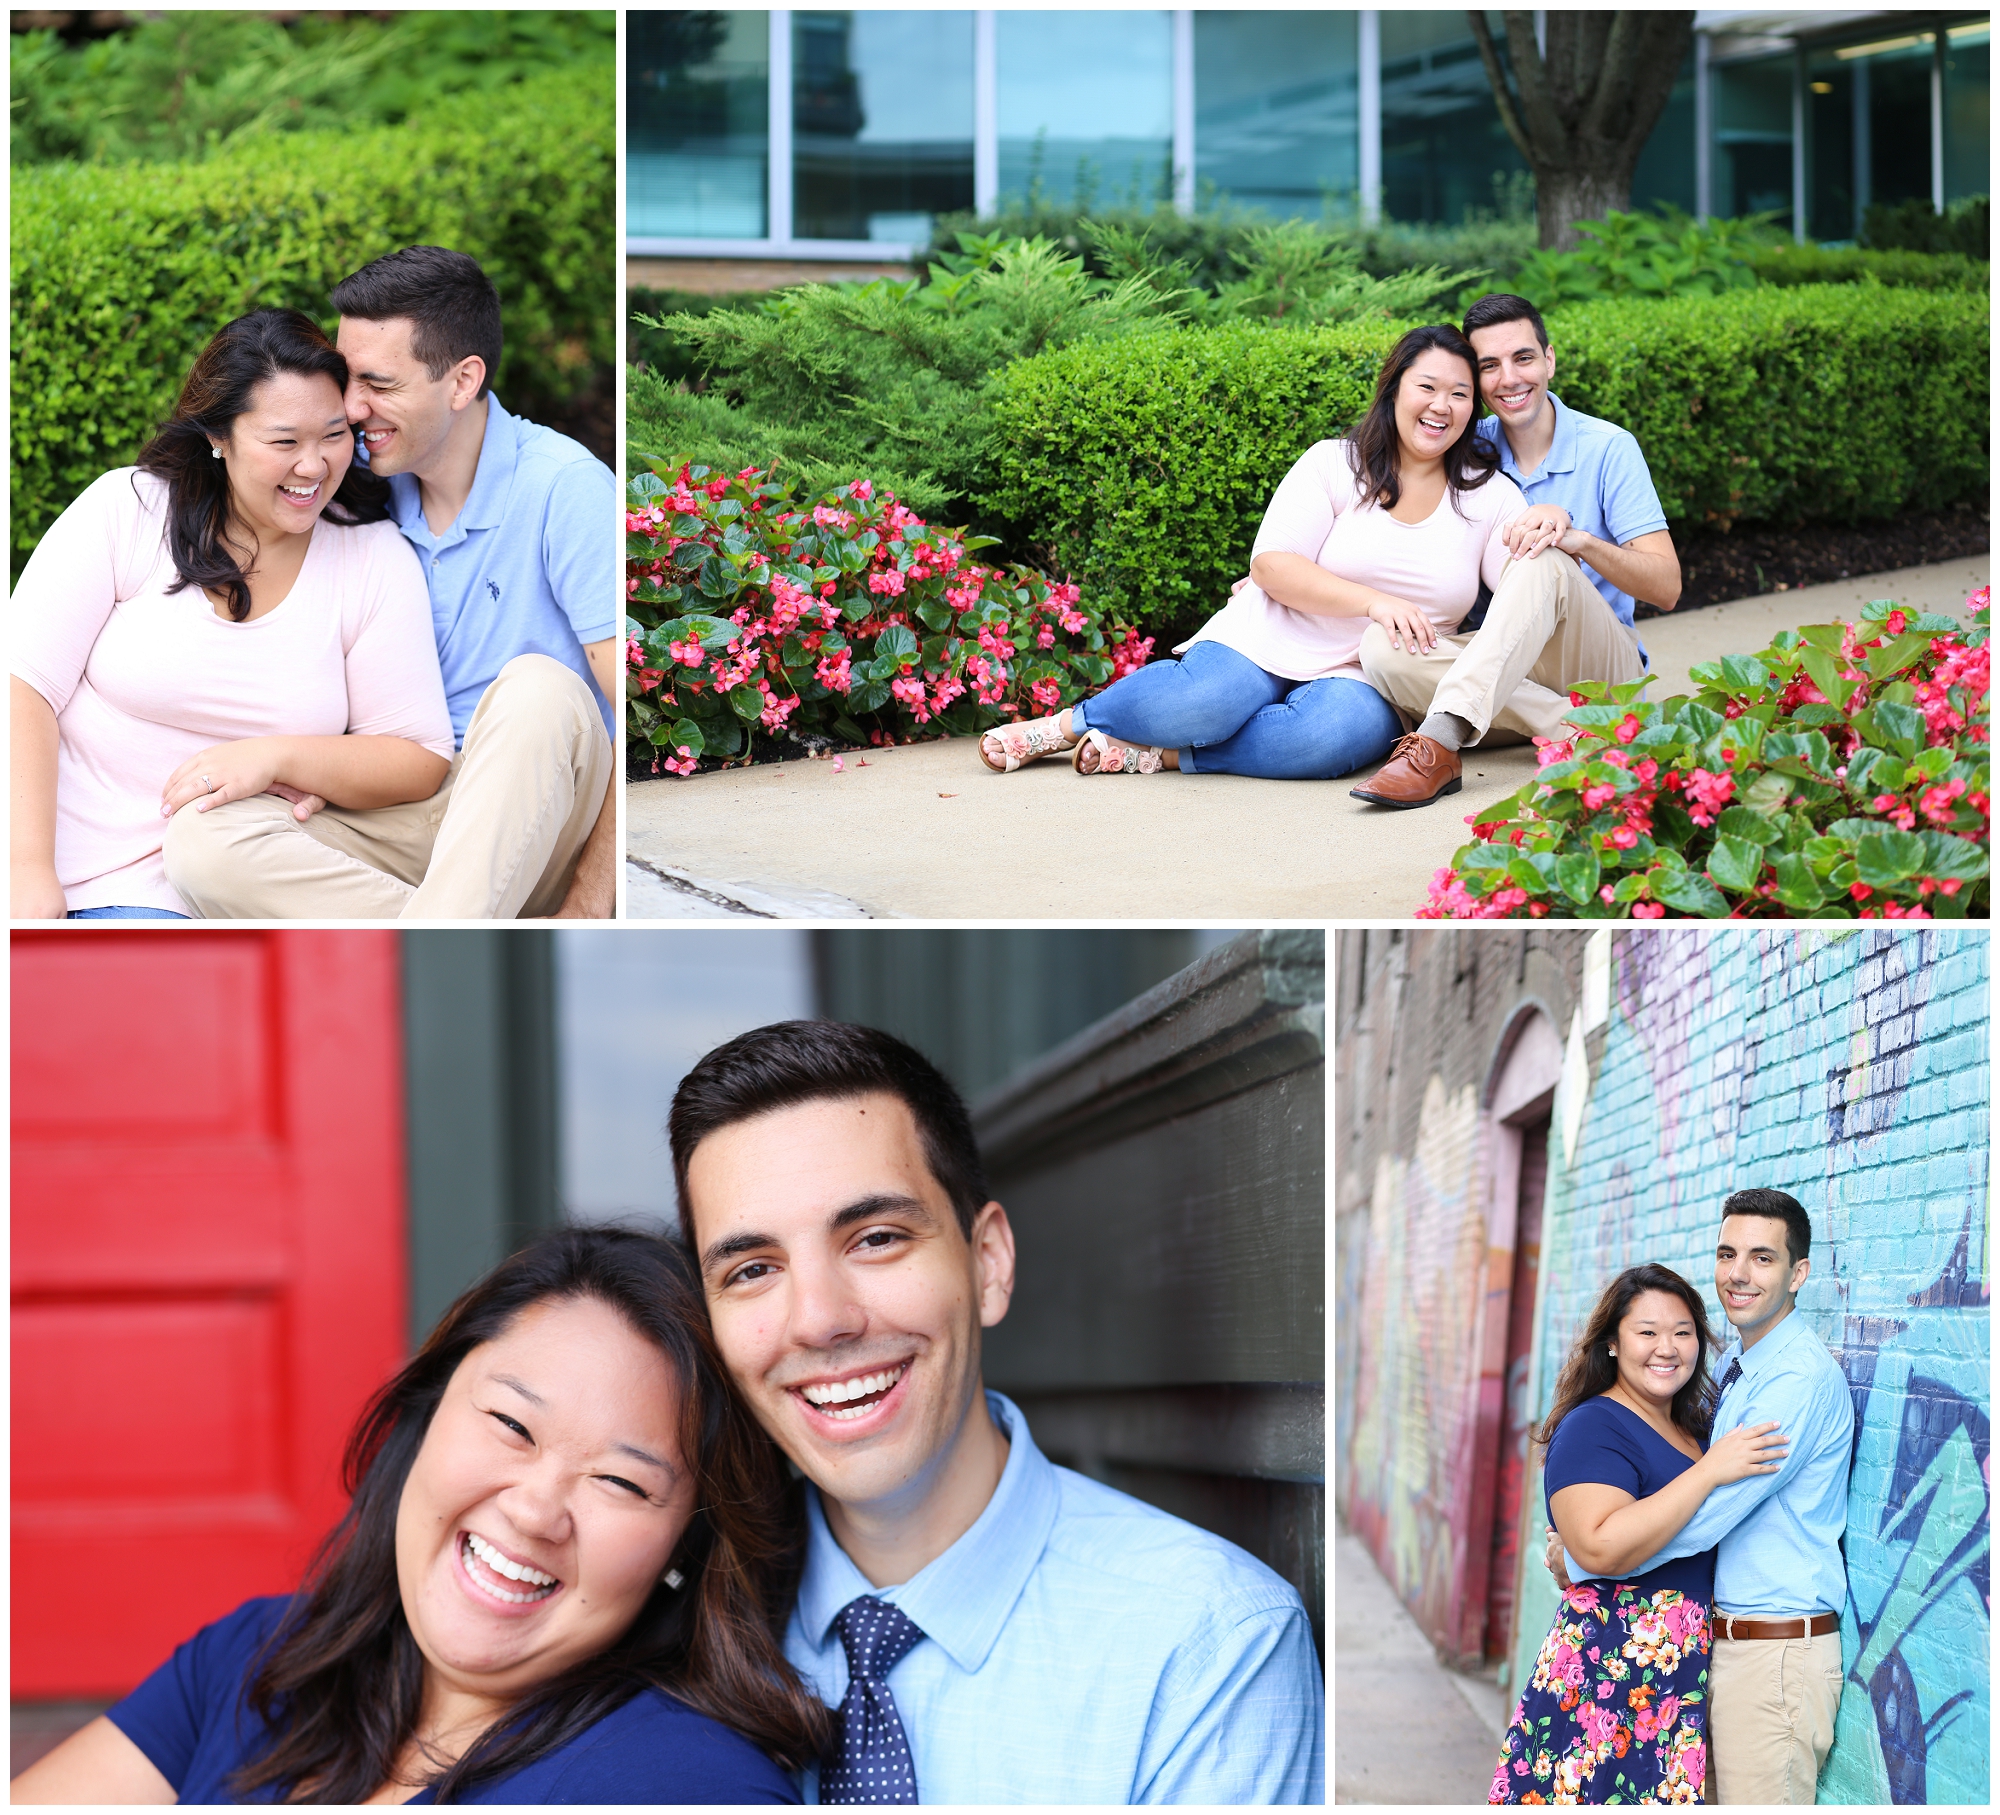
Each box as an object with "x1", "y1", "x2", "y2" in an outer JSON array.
[
  {"x1": 383, "y1": 394, "x2": 616, "y2": 744},
  {"x1": 1630, "y1": 1308, "x2": 1854, "y2": 1620},
  {"x1": 1475, "y1": 392, "x2": 1669, "y2": 632},
  {"x1": 785, "y1": 1390, "x2": 1324, "y2": 1803}
]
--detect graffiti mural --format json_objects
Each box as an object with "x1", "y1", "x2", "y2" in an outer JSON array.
[{"x1": 1513, "y1": 930, "x2": 1988, "y2": 1806}]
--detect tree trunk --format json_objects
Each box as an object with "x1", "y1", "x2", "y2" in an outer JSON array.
[{"x1": 1467, "y1": 10, "x2": 1696, "y2": 251}]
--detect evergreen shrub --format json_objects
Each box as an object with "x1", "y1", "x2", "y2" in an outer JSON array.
[{"x1": 11, "y1": 70, "x2": 612, "y2": 576}]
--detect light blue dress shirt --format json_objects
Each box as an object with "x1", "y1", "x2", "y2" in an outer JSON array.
[
  {"x1": 1474, "y1": 392, "x2": 1669, "y2": 636},
  {"x1": 784, "y1": 1391, "x2": 1325, "y2": 1804},
  {"x1": 1631, "y1": 1310, "x2": 1854, "y2": 1618},
  {"x1": 383, "y1": 395, "x2": 616, "y2": 744}
]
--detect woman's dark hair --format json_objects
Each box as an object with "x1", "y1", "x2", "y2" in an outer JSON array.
[
  {"x1": 1532, "y1": 1263, "x2": 1720, "y2": 1456},
  {"x1": 1344, "y1": 322, "x2": 1501, "y2": 515},
  {"x1": 669, "y1": 1020, "x2": 990, "y2": 1244},
  {"x1": 229, "y1": 1227, "x2": 831, "y2": 1803},
  {"x1": 135, "y1": 309, "x2": 389, "y2": 623}
]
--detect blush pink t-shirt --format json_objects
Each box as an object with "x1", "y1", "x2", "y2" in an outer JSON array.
[
  {"x1": 11, "y1": 469, "x2": 454, "y2": 914},
  {"x1": 1181, "y1": 438, "x2": 1527, "y2": 683}
]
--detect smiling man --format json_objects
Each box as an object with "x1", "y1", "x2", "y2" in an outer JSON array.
[
  {"x1": 669, "y1": 1020, "x2": 1325, "y2": 1804},
  {"x1": 165, "y1": 246, "x2": 617, "y2": 919},
  {"x1": 1547, "y1": 1188, "x2": 1854, "y2": 1804},
  {"x1": 1350, "y1": 291, "x2": 1683, "y2": 809}
]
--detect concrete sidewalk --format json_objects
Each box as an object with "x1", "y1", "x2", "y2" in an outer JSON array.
[
  {"x1": 624, "y1": 558, "x2": 1986, "y2": 920},
  {"x1": 1334, "y1": 1522, "x2": 1510, "y2": 1804}
]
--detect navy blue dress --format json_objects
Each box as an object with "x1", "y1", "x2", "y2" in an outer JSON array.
[
  {"x1": 107, "y1": 1596, "x2": 800, "y2": 1804},
  {"x1": 1491, "y1": 1398, "x2": 1716, "y2": 1805}
]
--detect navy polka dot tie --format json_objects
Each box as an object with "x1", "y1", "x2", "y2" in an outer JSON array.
[
  {"x1": 1718, "y1": 1358, "x2": 1742, "y2": 1396},
  {"x1": 820, "y1": 1595, "x2": 924, "y2": 1804}
]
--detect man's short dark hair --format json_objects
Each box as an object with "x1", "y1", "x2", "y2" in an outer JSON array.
[
  {"x1": 331, "y1": 246, "x2": 502, "y2": 398},
  {"x1": 1721, "y1": 1188, "x2": 1813, "y2": 1269},
  {"x1": 1462, "y1": 292, "x2": 1549, "y2": 352},
  {"x1": 668, "y1": 1020, "x2": 990, "y2": 1243}
]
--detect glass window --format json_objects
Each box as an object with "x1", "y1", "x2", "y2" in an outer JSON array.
[
  {"x1": 1943, "y1": 22, "x2": 1989, "y2": 205},
  {"x1": 1629, "y1": 52, "x2": 1697, "y2": 218},
  {"x1": 794, "y1": 12, "x2": 974, "y2": 243},
  {"x1": 996, "y1": 11, "x2": 1173, "y2": 211},
  {"x1": 1837, "y1": 32, "x2": 1938, "y2": 213},
  {"x1": 1379, "y1": 11, "x2": 1527, "y2": 224},
  {"x1": 629, "y1": 11, "x2": 768, "y2": 240},
  {"x1": 1193, "y1": 12, "x2": 1359, "y2": 218},
  {"x1": 1712, "y1": 54, "x2": 1793, "y2": 225},
  {"x1": 1804, "y1": 48, "x2": 1860, "y2": 241}
]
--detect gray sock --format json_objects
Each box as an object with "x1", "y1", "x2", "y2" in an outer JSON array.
[{"x1": 1416, "y1": 711, "x2": 1474, "y2": 751}]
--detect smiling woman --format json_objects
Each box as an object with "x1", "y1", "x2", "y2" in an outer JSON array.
[
  {"x1": 8, "y1": 308, "x2": 455, "y2": 921},
  {"x1": 10, "y1": 1228, "x2": 829, "y2": 1805}
]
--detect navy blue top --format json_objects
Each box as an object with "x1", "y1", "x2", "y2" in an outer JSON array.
[
  {"x1": 106, "y1": 1596, "x2": 800, "y2": 1804},
  {"x1": 1543, "y1": 1397, "x2": 1716, "y2": 1603}
]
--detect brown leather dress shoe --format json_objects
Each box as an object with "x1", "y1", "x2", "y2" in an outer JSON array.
[{"x1": 1349, "y1": 734, "x2": 1463, "y2": 807}]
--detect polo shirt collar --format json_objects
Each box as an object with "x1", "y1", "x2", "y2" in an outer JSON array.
[
  {"x1": 386, "y1": 393, "x2": 516, "y2": 546},
  {"x1": 1494, "y1": 391, "x2": 1578, "y2": 483},
  {"x1": 795, "y1": 1389, "x2": 1060, "y2": 1675}
]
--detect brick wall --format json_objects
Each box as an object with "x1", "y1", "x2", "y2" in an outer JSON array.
[
  {"x1": 1508, "y1": 928, "x2": 1989, "y2": 1806},
  {"x1": 1336, "y1": 927, "x2": 1989, "y2": 1805}
]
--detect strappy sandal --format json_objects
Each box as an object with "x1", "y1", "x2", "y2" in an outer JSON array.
[
  {"x1": 979, "y1": 711, "x2": 1078, "y2": 773},
  {"x1": 1073, "y1": 729, "x2": 1166, "y2": 775}
]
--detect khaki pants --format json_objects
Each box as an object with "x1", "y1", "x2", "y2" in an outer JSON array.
[
  {"x1": 1707, "y1": 1626, "x2": 1845, "y2": 1805},
  {"x1": 1358, "y1": 548, "x2": 1644, "y2": 745},
  {"x1": 165, "y1": 655, "x2": 612, "y2": 920}
]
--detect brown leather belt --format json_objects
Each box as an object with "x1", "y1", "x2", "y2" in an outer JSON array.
[{"x1": 1714, "y1": 1612, "x2": 1840, "y2": 1641}]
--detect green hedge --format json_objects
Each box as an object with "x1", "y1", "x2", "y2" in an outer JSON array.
[
  {"x1": 1746, "y1": 244, "x2": 1988, "y2": 291},
  {"x1": 11, "y1": 69, "x2": 611, "y2": 576},
  {"x1": 987, "y1": 285, "x2": 1989, "y2": 629}
]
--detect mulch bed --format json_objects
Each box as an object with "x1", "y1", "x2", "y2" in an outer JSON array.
[{"x1": 1644, "y1": 502, "x2": 1990, "y2": 617}]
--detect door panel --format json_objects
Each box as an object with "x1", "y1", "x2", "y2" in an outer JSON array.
[{"x1": 11, "y1": 931, "x2": 407, "y2": 1698}]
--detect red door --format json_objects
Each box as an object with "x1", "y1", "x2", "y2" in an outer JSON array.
[{"x1": 11, "y1": 931, "x2": 408, "y2": 1698}]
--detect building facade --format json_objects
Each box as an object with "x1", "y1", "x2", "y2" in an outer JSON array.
[
  {"x1": 1335, "y1": 927, "x2": 1990, "y2": 1806},
  {"x1": 629, "y1": 9, "x2": 1988, "y2": 276}
]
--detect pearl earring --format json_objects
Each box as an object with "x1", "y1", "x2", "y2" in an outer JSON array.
[{"x1": 663, "y1": 1567, "x2": 685, "y2": 1589}]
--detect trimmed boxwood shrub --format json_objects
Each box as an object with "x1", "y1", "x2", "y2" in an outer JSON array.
[
  {"x1": 1746, "y1": 245, "x2": 1989, "y2": 291},
  {"x1": 986, "y1": 284, "x2": 1988, "y2": 630},
  {"x1": 11, "y1": 70, "x2": 611, "y2": 577}
]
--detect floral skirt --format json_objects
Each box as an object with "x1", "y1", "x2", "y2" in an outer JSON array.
[{"x1": 1490, "y1": 1581, "x2": 1710, "y2": 1805}]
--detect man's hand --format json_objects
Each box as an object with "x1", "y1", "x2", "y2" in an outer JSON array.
[
  {"x1": 1543, "y1": 1524, "x2": 1573, "y2": 1590},
  {"x1": 267, "y1": 784, "x2": 328, "y2": 822},
  {"x1": 1502, "y1": 505, "x2": 1575, "y2": 561}
]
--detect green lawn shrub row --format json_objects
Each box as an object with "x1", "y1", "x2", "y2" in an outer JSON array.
[
  {"x1": 1746, "y1": 244, "x2": 1989, "y2": 291},
  {"x1": 12, "y1": 69, "x2": 611, "y2": 577},
  {"x1": 986, "y1": 285, "x2": 1988, "y2": 631}
]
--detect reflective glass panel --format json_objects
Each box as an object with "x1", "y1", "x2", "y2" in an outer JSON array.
[
  {"x1": 1194, "y1": 12, "x2": 1358, "y2": 217},
  {"x1": 997, "y1": 11, "x2": 1173, "y2": 211},
  {"x1": 1844, "y1": 33, "x2": 1939, "y2": 213},
  {"x1": 1943, "y1": 23, "x2": 1988, "y2": 204},
  {"x1": 1629, "y1": 51, "x2": 1696, "y2": 217},
  {"x1": 629, "y1": 11, "x2": 768, "y2": 239},
  {"x1": 1712, "y1": 54, "x2": 1793, "y2": 225},
  {"x1": 1379, "y1": 11, "x2": 1527, "y2": 224},
  {"x1": 794, "y1": 12, "x2": 974, "y2": 243}
]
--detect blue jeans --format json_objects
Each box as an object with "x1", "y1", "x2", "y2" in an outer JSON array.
[
  {"x1": 1074, "y1": 640, "x2": 1404, "y2": 779},
  {"x1": 67, "y1": 906, "x2": 190, "y2": 920}
]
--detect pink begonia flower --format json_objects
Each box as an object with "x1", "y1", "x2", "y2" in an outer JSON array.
[
  {"x1": 1030, "y1": 677, "x2": 1062, "y2": 712},
  {"x1": 1614, "y1": 713, "x2": 1641, "y2": 744},
  {"x1": 868, "y1": 569, "x2": 907, "y2": 597},
  {"x1": 1608, "y1": 825, "x2": 1638, "y2": 849},
  {"x1": 1632, "y1": 901, "x2": 1666, "y2": 918},
  {"x1": 662, "y1": 743, "x2": 697, "y2": 777},
  {"x1": 1037, "y1": 625, "x2": 1056, "y2": 649},
  {"x1": 850, "y1": 479, "x2": 874, "y2": 501},
  {"x1": 831, "y1": 754, "x2": 845, "y2": 773},
  {"x1": 813, "y1": 506, "x2": 855, "y2": 530},
  {"x1": 1582, "y1": 783, "x2": 1617, "y2": 811},
  {"x1": 816, "y1": 649, "x2": 854, "y2": 694}
]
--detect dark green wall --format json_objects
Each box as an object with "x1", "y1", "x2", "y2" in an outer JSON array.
[{"x1": 400, "y1": 932, "x2": 563, "y2": 1349}]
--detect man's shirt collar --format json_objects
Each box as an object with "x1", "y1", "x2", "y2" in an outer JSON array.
[
  {"x1": 1491, "y1": 391, "x2": 1578, "y2": 483},
  {"x1": 387, "y1": 393, "x2": 516, "y2": 548},
  {"x1": 1720, "y1": 1302, "x2": 1810, "y2": 1384},
  {"x1": 795, "y1": 1390, "x2": 1060, "y2": 1675}
]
